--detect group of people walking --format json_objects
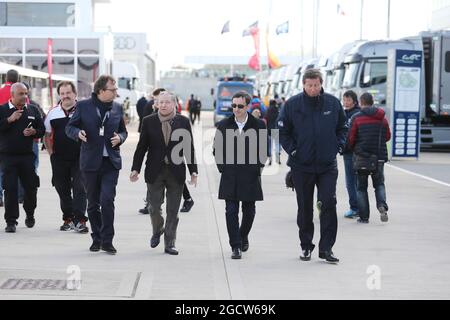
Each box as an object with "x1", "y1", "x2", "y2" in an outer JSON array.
[
  {"x1": 0, "y1": 67, "x2": 391, "y2": 264},
  {"x1": 214, "y1": 69, "x2": 391, "y2": 263}
]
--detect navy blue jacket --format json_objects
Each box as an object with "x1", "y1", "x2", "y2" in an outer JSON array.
[
  {"x1": 65, "y1": 95, "x2": 128, "y2": 172},
  {"x1": 278, "y1": 90, "x2": 347, "y2": 173},
  {"x1": 343, "y1": 105, "x2": 361, "y2": 154}
]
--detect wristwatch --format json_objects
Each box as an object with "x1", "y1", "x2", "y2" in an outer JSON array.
[{"x1": 192, "y1": 172, "x2": 198, "y2": 177}]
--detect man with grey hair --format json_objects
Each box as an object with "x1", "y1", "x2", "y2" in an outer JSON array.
[
  {"x1": 278, "y1": 69, "x2": 347, "y2": 264},
  {"x1": 130, "y1": 91, "x2": 198, "y2": 256},
  {"x1": 0, "y1": 82, "x2": 45, "y2": 233}
]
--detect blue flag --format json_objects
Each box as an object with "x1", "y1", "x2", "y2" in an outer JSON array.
[
  {"x1": 221, "y1": 20, "x2": 230, "y2": 34},
  {"x1": 276, "y1": 21, "x2": 289, "y2": 35},
  {"x1": 243, "y1": 21, "x2": 259, "y2": 37}
]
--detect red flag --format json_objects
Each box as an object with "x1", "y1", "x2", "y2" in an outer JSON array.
[
  {"x1": 47, "y1": 38, "x2": 54, "y2": 106},
  {"x1": 248, "y1": 27, "x2": 260, "y2": 71}
]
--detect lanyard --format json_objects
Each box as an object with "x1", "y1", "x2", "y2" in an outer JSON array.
[{"x1": 96, "y1": 108, "x2": 110, "y2": 128}]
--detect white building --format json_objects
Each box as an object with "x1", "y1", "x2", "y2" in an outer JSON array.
[
  {"x1": 0, "y1": 0, "x2": 113, "y2": 99},
  {"x1": 432, "y1": 0, "x2": 450, "y2": 30},
  {"x1": 113, "y1": 32, "x2": 157, "y2": 95}
]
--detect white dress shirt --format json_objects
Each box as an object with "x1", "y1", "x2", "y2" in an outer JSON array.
[{"x1": 235, "y1": 113, "x2": 248, "y2": 134}]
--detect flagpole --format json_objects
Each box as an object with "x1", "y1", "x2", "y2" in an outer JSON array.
[
  {"x1": 360, "y1": 0, "x2": 364, "y2": 40},
  {"x1": 313, "y1": 0, "x2": 320, "y2": 57},
  {"x1": 387, "y1": 0, "x2": 391, "y2": 39},
  {"x1": 301, "y1": 0, "x2": 304, "y2": 60}
]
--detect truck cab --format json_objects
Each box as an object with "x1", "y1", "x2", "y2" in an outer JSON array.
[
  {"x1": 213, "y1": 76, "x2": 254, "y2": 126},
  {"x1": 341, "y1": 40, "x2": 417, "y2": 106},
  {"x1": 112, "y1": 61, "x2": 141, "y2": 106}
]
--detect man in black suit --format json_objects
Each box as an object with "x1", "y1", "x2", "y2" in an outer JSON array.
[
  {"x1": 136, "y1": 94, "x2": 148, "y2": 133},
  {"x1": 66, "y1": 75, "x2": 128, "y2": 255},
  {"x1": 0, "y1": 83, "x2": 45, "y2": 233},
  {"x1": 213, "y1": 91, "x2": 267, "y2": 259},
  {"x1": 130, "y1": 91, "x2": 198, "y2": 255}
]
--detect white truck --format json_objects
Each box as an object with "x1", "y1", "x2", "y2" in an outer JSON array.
[
  {"x1": 112, "y1": 61, "x2": 141, "y2": 106},
  {"x1": 336, "y1": 31, "x2": 450, "y2": 148}
]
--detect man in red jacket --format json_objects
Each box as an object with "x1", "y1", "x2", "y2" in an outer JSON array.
[
  {"x1": 0, "y1": 70, "x2": 19, "y2": 105},
  {"x1": 348, "y1": 92, "x2": 391, "y2": 224}
]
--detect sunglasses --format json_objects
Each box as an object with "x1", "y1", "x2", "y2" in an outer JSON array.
[{"x1": 231, "y1": 103, "x2": 246, "y2": 109}]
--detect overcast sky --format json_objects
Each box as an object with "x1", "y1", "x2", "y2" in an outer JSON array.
[{"x1": 95, "y1": 0, "x2": 432, "y2": 70}]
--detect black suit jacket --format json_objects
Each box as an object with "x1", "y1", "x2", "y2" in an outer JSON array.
[
  {"x1": 132, "y1": 113, "x2": 198, "y2": 184},
  {"x1": 213, "y1": 114, "x2": 267, "y2": 202}
]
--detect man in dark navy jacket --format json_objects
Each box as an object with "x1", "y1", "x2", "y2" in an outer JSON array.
[
  {"x1": 66, "y1": 75, "x2": 128, "y2": 255},
  {"x1": 0, "y1": 83, "x2": 45, "y2": 233},
  {"x1": 278, "y1": 69, "x2": 347, "y2": 264}
]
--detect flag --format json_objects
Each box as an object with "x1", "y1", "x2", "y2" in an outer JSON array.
[
  {"x1": 268, "y1": 50, "x2": 281, "y2": 69},
  {"x1": 276, "y1": 21, "x2": 289, "y2": 35},
  {"x1": 248, "y1": 27, "x2": 260, "y2": 71},
  {"x1": 221, "y1": 20, "x2": 230, "y2": 34},
  {"x1": 47, "y1": 38, "x2": 54, "y2": 106},
  {"x1": 337, "y1": 4, "x2": 346, "y2": 16},
  {"x1": 243, "y1": 21, "x2": 258, "y2": 37},
  {"x1": 266, "y1": 25, "x2": 281, "y2": 69}
]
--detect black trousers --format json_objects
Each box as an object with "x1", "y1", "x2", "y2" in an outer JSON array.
[
  {"x1": 292, "y1": 168, "x2": 338, "y2": 253},
  {"x1": 189, "y1": 111, "x2": 198, "y2": 124},
  {"x1": 1, "y1": 154, "x2": 39, "y2": 224},
  {"x1": 182, "y1": 183, "x2": 191, "y2": 200},
  {"x1": 225, "y1": 200, "x2": 256, "y2": 249},
  {"x1": 50, "y1": 155, "x2": 87, "y2": 223},
  {"x1": 83, "y1": 158, "x2": 119, "y2": 245}
]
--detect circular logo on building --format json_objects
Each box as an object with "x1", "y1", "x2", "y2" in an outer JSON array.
[{"x1": 114, "y1": 37, "x2": 137, "y2": 50}]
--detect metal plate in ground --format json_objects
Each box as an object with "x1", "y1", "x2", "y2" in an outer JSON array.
[{"x1": 0, "y1": 269, "x2": 141, "y2": 298}]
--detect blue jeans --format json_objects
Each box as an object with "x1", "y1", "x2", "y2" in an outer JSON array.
[
  {"x1": 33, "y1": 141, "x2": 39, "y2": 171},
  {"x1": 343, "y1": 153, "x2": 358, "y2": 212},
  {"x1": 268, "y1": 131, "x2": 281, "y2": 161},
  {"x1": 356, "y1": 163, "x2": 388, "y2": 221}
]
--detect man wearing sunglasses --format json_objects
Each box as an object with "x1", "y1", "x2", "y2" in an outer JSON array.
[{"x1": 213, "y1": 91, "x2": 267, "y2": 260}]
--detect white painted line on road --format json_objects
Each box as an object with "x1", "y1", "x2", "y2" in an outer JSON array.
[{"x1": 387, "y1": 164, "x2": 450, "y2": 188}]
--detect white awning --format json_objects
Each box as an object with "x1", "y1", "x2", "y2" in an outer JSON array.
[{"x1": 0, "y1": 62, "x2": 49, "y2": 79}]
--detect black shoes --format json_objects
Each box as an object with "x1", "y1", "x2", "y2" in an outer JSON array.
[
  {"x1": 357, "y1": 218, "x2": 369, "y2": 224},
  {"x1": 89, "y1": 241, "x2": 101, "y2": 252},
  {"x1": 180, "y1": 199, "x2": 194, "y2": 213},
  {"x1": 164, "y1": 247, "x2": 179, "y2": 255},
  {"x1": 5, "y1": 223, "x2": 16, "y2": 233},
  {"x1": 231, "y1": 248, "x2": 242, "y2": 260},
  {"x1": 91, "y1": 242, "x2": 117, "y2": 254},
  {"x1": 101, "y1": 244, "x2": 117, "y2": 255},
  {"x1": 139, "y1": 207, "x2": 149, "y2": 215},
  {"x1": 241, "y1": 237, "x2": 249, "y2": 252},
  {"x1": 300, "y1": 249, "x2": 312, "y2": 261},
  {"x1": 150, "y1": 229, "x2": 164, "y2": 248},
  {"x1": 319, "y1": 251, "x2": 340, "y2": 264},
  {"x1": 25, "y1": 216, "x2": 35, "y2": 228}
]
